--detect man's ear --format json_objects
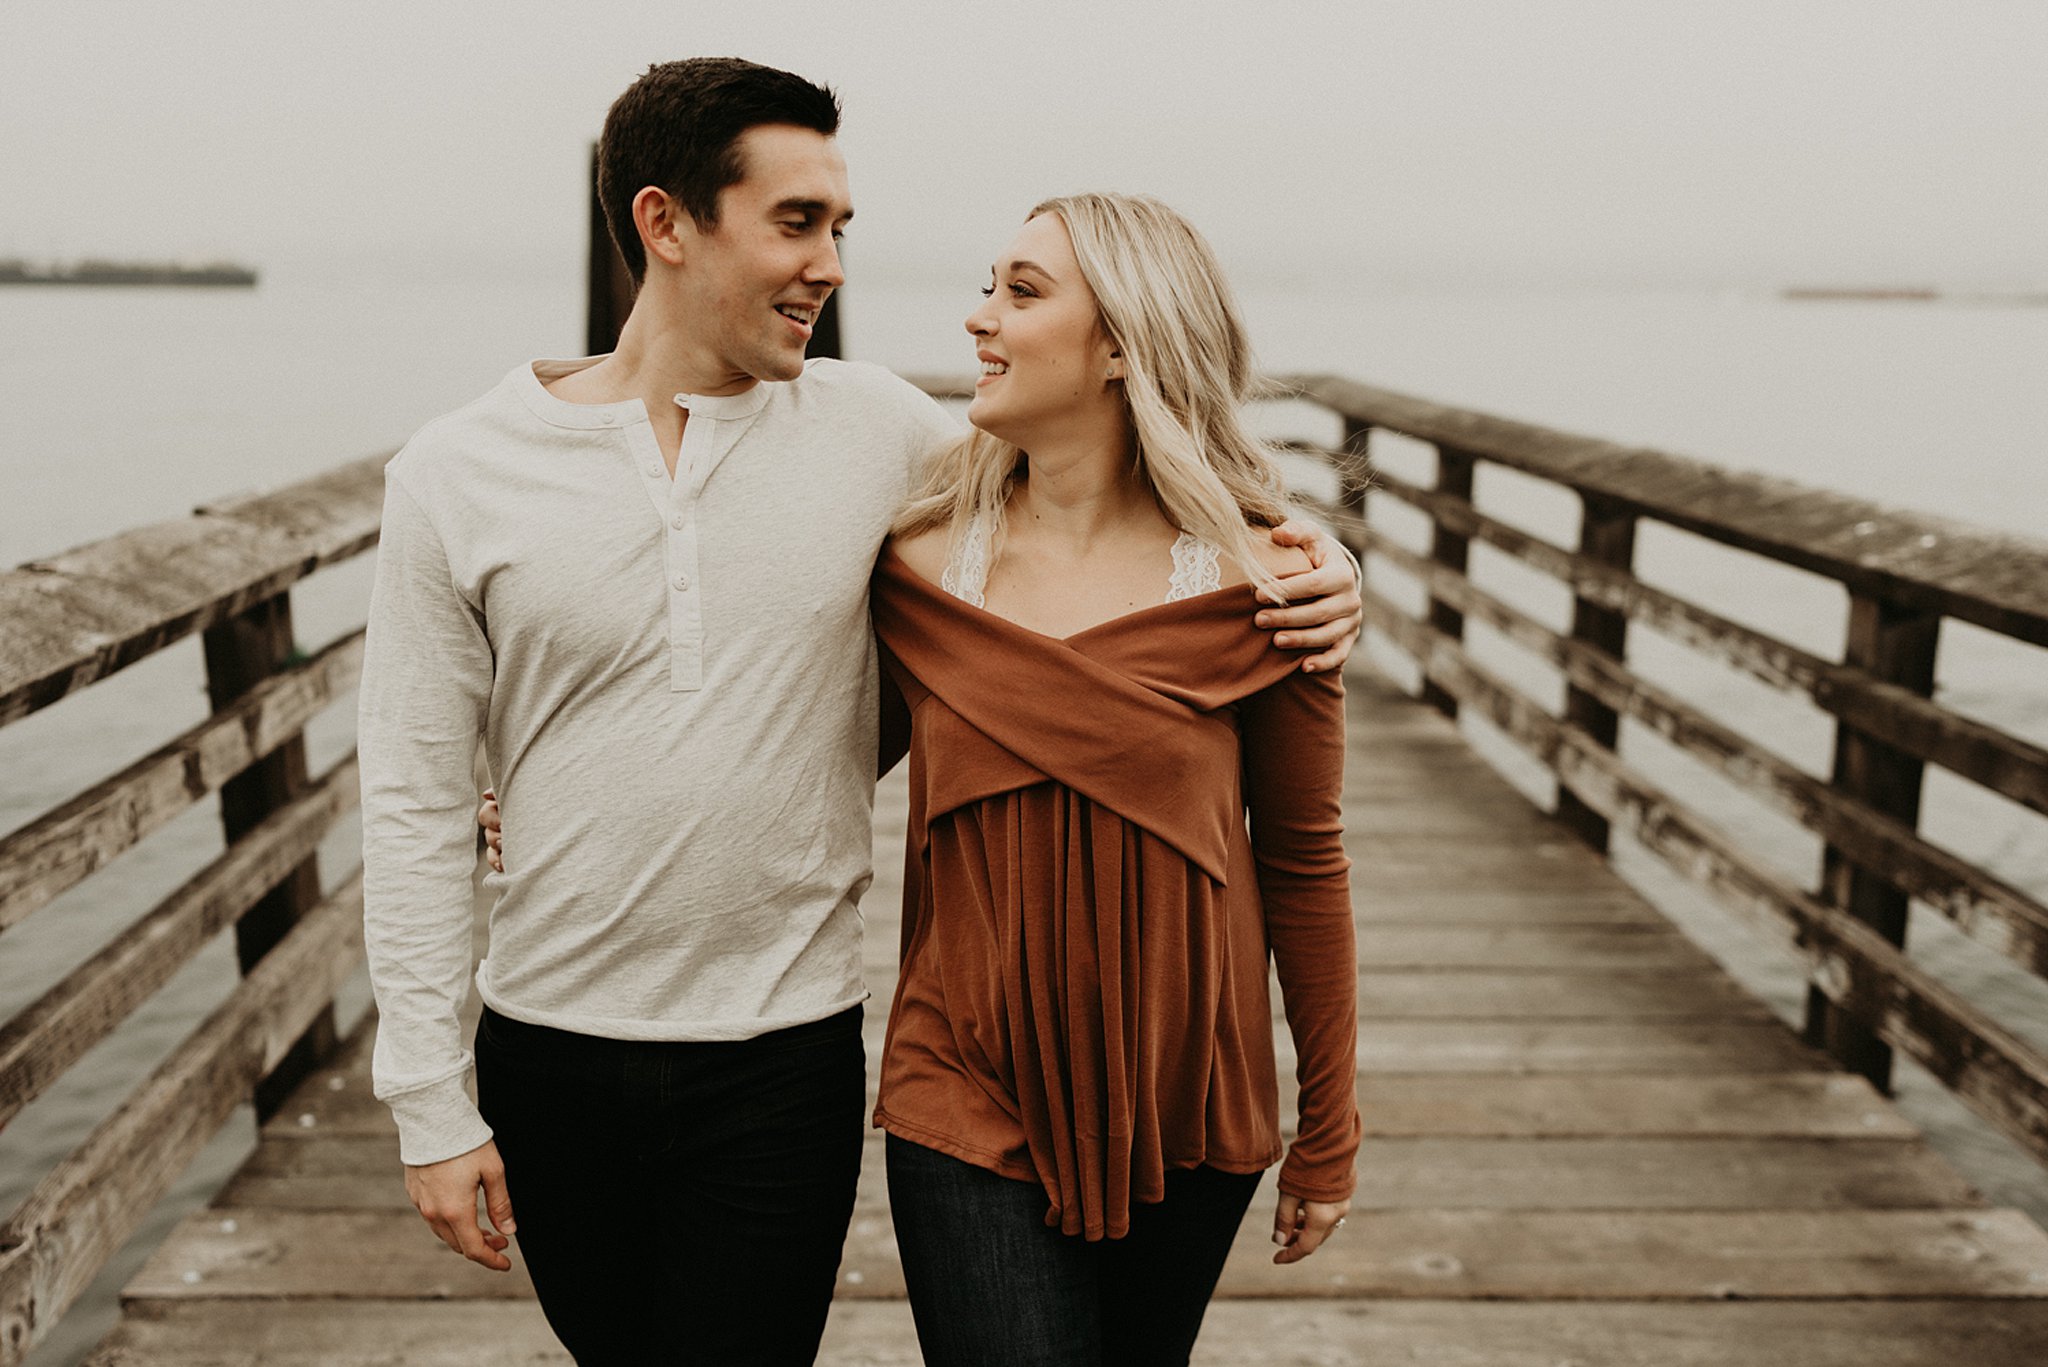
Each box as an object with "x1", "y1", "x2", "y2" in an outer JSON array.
[{"x1": 635, "y1": 186, "x2": 688, "y2": 271}]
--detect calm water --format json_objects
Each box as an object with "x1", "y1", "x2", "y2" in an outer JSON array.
[{"x1": 4, "y1": 263, "x2": 2047, "y2": 1363}]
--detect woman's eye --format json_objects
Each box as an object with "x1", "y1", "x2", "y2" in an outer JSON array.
[{"x1": 979, "y1": 285, "x2": 995, "y2": 298}]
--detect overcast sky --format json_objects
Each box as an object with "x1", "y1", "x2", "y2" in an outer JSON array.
[{"x1": 3, "y1": 1, "x2": 2043, "y2": 289}]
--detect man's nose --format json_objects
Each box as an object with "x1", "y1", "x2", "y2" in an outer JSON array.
[{"x1": 808, "y1": 239, "x2": 845, "y2": 288}]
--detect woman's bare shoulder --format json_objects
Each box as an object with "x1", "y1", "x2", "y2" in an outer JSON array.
[{"x1": 886, "y1": 524, "x2": 953, "y2": 586}]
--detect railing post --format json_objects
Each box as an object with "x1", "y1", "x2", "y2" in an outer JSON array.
[
  {"x1": 1555, "y1": 494, "x2": 1639, "y2": 851},
  {"x1": 586, "y1": 145, "x2": 636, "y2": 357},
  {"x1": 1804, "y1": 594, "x2": 1940, "y2": 1092},
  {"x1": 1420, "y1": 445, "x2": 1477, "y2": 717},
  {"x1": 200, "y1": 590, "x2": 335, "y2": 1121}
]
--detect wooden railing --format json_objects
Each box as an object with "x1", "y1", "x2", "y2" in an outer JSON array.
[
  {"x1": 1270, "y1": 374, "x2": 2048, "y2": 1164},
  {"x1": 0, "y1": 455, "x2": 385, "y2": 1364},
  {"x1": 910, "y1": 374, "x2": 2048, "y2": 1170}
]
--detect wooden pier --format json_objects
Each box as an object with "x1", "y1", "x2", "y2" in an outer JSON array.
[{"x1": 5, "y1": 375, "x2": 2048, "y2": 1364}]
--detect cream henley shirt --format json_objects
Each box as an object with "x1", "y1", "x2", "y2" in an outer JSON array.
[{"x1": 358, "y1": 356, "x2": 960, "y2": 1165}]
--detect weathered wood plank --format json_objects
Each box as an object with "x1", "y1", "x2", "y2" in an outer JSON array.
[
  {"x1": 835, "y1": 1198, "x2": 2048, "y2": 1299},
  {"x1": 0, "y1": 756, "x2": 358, "y2": 1131},
  {"x1": 0, "y1": 456, "x2": 385, "y2": 727},
  {"x1": 1354, "y1": 1072, "x2": 1915, "y2": 1137},
  {"x1": 1356, "y1": 926, "x2": 1719, "y2": 972},
  {"x1": 1350, "y1": 971, "x2": 1772, "y2": 1019},
  {"x1": 1297, "y1": 372, "x2": 2048, "y2": 647},
  {"x1": 1352, "y1": 891, "x2": 1663, "y2": 925},
  {"x1": 86, "y1": 1297, "x2": 2048, "y2": 1367},
  {"x1": 123, "y1": 1208, "x2": 533, "y2": 1302},
  {"x1": 1345, "y1": 1020, "x2": 1823, "y2": 1073},
  {"x1": 0, "y1": 632, "x2": 364, "y2": 934},
  {"x1": 0, "y1": 876, "x2": 365, "y2": 1366},
  {"x1": 1338, "y1": 1137, "x2": 1980, "y2": 1209}
]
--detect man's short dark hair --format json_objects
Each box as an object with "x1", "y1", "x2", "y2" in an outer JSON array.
[{"x1": 598, "y1": 58, "x2": 842, "y2": 283}]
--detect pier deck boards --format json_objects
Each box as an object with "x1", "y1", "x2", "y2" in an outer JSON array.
[{"x1": 85, "y1": 670, "x2": 2048, "y2": 1364}]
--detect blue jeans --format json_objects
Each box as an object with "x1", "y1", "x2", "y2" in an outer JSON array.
[
  {"x1": 474, "y1": 1004, "x2": 865, "y2": 1366},
  {"x1": 885, "y1": 1134, "x2": 1261, "y2": 1367}
]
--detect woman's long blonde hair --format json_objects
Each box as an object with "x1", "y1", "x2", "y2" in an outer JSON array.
[{"x1": 893, "y1": 193, "x2": 1294, "y2": 601}]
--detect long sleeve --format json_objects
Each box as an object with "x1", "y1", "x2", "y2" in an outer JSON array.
[
  {"x1": 1239, "y1": 665, "x2": 1360, "y2": 1202},
  {"x1": 357, "y1": 467, "x2": 496, "y2": 1166}
]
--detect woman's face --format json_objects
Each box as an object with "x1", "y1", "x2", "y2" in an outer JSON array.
[{"x1": 963, "y1": 212, "x2": 1121, "y2": 447}]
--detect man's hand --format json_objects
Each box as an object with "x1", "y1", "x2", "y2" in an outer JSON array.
[
  {"x1": 404, "y1": 1139, "x2": 516, "y2": 1272},
  {"x1": 1271, "y1": 1191, "x2": 1351, "y2": 1265},
  {"x1": 1261, "y1": 519, "x2": 1363, "y2": 674},
  {"x1": 480, "y1": 790, "x2": 503, "y2": 873}
]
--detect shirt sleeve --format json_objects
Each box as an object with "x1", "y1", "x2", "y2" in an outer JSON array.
[
  {"x1": 1238, "y1": 665, "x2": 1361, "y2": 1202},
  {"x1": 900, "y1": 382, "x2": 964, "y2": 493},
  {"x1": 357, "y1": 465, "x2": 497, "y2": 1166}
]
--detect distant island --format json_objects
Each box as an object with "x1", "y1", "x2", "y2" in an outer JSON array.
[
  {"x1": 1782, "y1": 285, "x2": 2048, "y2": 305},
  {"x1": 0, "y1": 258, "x2": 258, "y2": 287}
]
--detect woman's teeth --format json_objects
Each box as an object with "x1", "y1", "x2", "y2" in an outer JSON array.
[{"x1": 980, "y1": 361, "x2": 1008, "y2": 375}]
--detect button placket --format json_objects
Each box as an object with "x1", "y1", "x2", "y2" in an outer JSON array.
[{"x1": 664, "y1": 417, "x2": 715, "y2": 692}]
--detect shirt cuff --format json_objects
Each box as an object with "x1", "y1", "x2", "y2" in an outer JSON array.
[{"x1": 386, "y1": 1073, "x2": 494, "y2": 1167}]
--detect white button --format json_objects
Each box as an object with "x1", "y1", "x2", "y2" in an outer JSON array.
[
  {"x1": 671, "y1": 515, "x2": 686, "y2": 530},
  {"x1": 673, "y1": 574, "x2": 690, "y2": 591},
  {"x1": 600, "y1": 413, "x2": 615, "y2": 426},
  {"x1": 646, "y1": 464, "x2": 662, "y2": 477}
]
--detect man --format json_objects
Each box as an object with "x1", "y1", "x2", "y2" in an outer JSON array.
[{"x1": 358, "y1": 57, "x2": 1361, "y2": 1365}]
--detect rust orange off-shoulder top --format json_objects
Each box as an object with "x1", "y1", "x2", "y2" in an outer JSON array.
[{"x1": 869, "y1": 545, "x2": 1360, "y2": 1241}]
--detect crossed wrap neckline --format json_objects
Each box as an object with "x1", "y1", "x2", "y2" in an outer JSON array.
[{"x1": 872, "y1": 545, "x2": 1301, "y2": 883}]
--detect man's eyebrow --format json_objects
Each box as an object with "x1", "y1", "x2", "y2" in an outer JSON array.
[{"x1": 774, "y1": 197, "x2": 854, "y2": 223}]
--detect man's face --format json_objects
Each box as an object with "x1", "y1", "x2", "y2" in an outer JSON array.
[{"x1": 672, "y1": 124, "x2": 851, "y2": 389}]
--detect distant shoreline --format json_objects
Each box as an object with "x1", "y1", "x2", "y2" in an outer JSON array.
[
  {"x1": 1783, "y1": 285, "x2": 2048, "y2": 305},
  {"x1": 0, "y1": 259, "x2": 258, "y2": 288}
]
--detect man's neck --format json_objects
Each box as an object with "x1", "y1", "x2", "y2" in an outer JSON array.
[{"x1": 545, "y1": 298, "x2": 757, "y2": 472}]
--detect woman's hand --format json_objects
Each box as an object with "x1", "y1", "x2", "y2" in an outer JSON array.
[
  {"x1": 479, "y1": 789, "x2": 503, "y2": 873},
  {"x1": 1271, "y1": 1192, "x2": 1351, "y2": 1264},
  {"x1": 1261, "y1": 519, "x2": 1363, "y2": 674}
]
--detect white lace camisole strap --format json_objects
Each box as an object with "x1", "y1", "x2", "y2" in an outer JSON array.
[
  {"x1": 1165, "y1": 531, "x2": 1223, "y2": 602},
  {"x1": 937, "y1": 514, "x2": 1222, "y2": 608},
  {"x1": 939, "y1": 513, "x2": 994, "y2": 607}
]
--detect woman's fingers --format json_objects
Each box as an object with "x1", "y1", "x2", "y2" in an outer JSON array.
[
  {"x1": 1273, "y1": 1197, "x2": 1351, "y2": 1265},
  {"x1": 478, "y1": 793, "x2": 504, "y2": 872},
  {"x1": 1270, "y1": 1192, "x2": 1302, "y2": 1258}
]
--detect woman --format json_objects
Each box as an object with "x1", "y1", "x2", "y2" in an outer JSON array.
[
  {"x1": 868, "y1": 193, "x2": 1358, "y2": 1367},
  {"x1": 486, "y1": 194, "x2": 1359, "y2": 1365}
]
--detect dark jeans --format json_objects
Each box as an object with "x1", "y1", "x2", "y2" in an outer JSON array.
[
  {"x1": 885, "y1": 1134, "x2": 1261, "y2": 1367},
  {"x1": 474, "y1": 1003, "x2": 865, "y2": 1367}
]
